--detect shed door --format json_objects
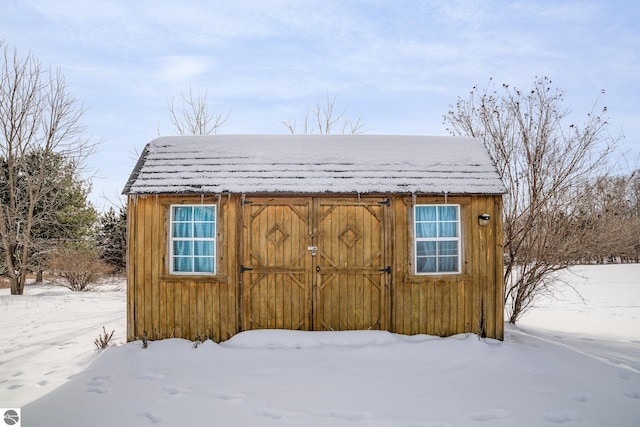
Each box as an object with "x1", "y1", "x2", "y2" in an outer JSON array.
[
  {"x1": 241, "y1": 198, "x2": 313, "y2": 331},
  {"x1": 315, "y1": 198, "x2": 388, "y2": 330},
  {"x1": 241, "y1": 197, "x2": 388, "y2": 331}
]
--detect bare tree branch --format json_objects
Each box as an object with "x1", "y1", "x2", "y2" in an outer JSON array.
[
  {"x1": 167, "y1": 87, "x2": 230, "y2": 135},
  {"x1": 0, "y1": 40, "x2": 98, "y2": 295},
  {"x1": 281, "y1": 92, "x2": 365, "y2": 135},
  {"x1": 444, "y1": 76, "x2": 620, "y2": 323}
]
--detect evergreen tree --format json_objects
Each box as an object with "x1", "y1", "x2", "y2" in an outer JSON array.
[{"x1": 95, "y1": 206, "x2": 127, "y2": 272}]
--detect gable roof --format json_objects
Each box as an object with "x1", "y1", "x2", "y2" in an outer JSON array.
[{"x1": 122, "y1": 135, "x2": 506, "y2": 195}]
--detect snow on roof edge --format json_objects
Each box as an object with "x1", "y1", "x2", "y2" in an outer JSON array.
[{"x1": 122, "y1": 135, "x2": 507, "y2": 195}]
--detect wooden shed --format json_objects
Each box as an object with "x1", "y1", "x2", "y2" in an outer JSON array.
[{"x1": 123, "y1": 135, "x2": 506, "y2": 342}]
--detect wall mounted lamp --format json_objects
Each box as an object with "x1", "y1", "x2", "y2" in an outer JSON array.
[{"x1": 478, "y1": 213, "x2": 491, "y2": 226}]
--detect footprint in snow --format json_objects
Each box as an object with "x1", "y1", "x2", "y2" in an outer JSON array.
[
  {"x1": 87, "y1": 375, "x2": 111, "y2": 386},
  {"x1": 571, "y1": 391, "x2": 593, "y2": 402},
  {"x1": 408, "y1": 422, "x2": 451, "y2": 427},
  {"x1": 617, "y1": 370, "x2": 632, "y2": 380},
  {"x1": 257, "y1": 408, "x2": 287, "y2": 420},
  {"x1": 87, "y1": 375, "x2": 110, "y2": 393},
  {"x1": 210, "y1": 390, "x2": 247, "y2": 401},
  {"x1": 136, "y1": 372, "x2": 164, "y2": 381},
  {"x1": 327, "y1": 410, "x2": 373, "y2": 421},
  {"x1": 137, "y1": 411, "x2": 162, "y2": 424},
  {"x1": 543, "y1": 410, "x2": 578, "y2": 423},
  {"x1": 163, "y1": 385, "x2": 191, "y2": 396},
  {"x1": 469, "y1": 408, "x2": 511, "y2": 421}
]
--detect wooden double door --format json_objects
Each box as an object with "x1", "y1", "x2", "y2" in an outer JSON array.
[{"x1": 241, "y1": 197, "x2": 389, "y2": 332}]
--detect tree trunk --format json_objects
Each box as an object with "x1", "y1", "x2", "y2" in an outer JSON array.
[
  {"x1": 10, "y1": 274, "x2": 25, "y2": 295},
  {"x1": 36, "y1": 270, "x2": 43, "y2": 283}
]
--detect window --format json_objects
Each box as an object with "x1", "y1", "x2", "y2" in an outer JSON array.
[
  {"x1": 414, "y1": 204, "x2": 461, "y2": 274},
  {"x1": 170, "y1": 205, "x2": 216, "y2": 274}
]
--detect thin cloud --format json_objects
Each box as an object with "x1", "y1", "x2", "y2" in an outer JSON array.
[{"x1": 155, "y1": 55, "x2": 213, "y2": 85}]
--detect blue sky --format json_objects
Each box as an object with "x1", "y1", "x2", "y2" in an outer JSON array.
[{"x1": 2, "y1": 0, "x2": 639, "y2": 209}]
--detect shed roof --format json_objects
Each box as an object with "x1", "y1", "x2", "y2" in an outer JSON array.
[{"x1": 122, "y1": 135, "x2": 506, "y2": 195}]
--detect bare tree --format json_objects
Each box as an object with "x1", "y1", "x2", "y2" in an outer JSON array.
[
  {"x1": 282, "y1": 93, "x2": 364, "y2": 134},
  {"x1": 444, "y1": 77, "x2": 618, "y2": 323},
  {"x1": 0, "y1": 41, "x2": 97, "y2": 295},
  {"x1": 575, "y1": 173, "x2": 640, "y2": 263},
  {"x1": 168, "y1": 87, "x2": 230, "y2": 135}
]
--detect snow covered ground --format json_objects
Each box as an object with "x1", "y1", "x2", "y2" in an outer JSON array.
[{"x1": 1, "y1": 265, "x2": 639, "y2": 426}]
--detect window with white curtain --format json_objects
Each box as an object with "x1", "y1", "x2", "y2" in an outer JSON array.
[
  {"x1": 170, "y1": 205, "x2": 216, "y2": 274},
  {"x1": 414, "y1": 204, "x2": 461, "y2": 274}
]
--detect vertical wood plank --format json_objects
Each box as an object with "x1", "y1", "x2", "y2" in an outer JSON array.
[
  {"x1": 159, "y1": 279, "x2": 167, "y2": 338},
  {"x1": 448, "y1": 280, "x2": 457, "y2": 335},
  {"x1": 483, "y1": 196, "x2": 496, "y2": 339},
  {"x1": 181, "y1": 283, "x2": 190, "y2": 339},
  {"x1": 471, "y1": 196, "x2": 482, "y2": 336},
  {"x1": 494, "y1": 196, "x2": 505, "y2": 339},
  {"x1": 398, "y1": 198, "x2": 410, "y2": 335},
  {"x1": 196, "y1": 282, "x2": 205, "y2": 339},
  {"x1": 173, "y1": 282, "x2": 182, "y2": 338},
  {"x1": 190, "y1": 281, "x2": 197, "y2": 340},
  {"x1": 150, "y1": 198, "x2": 160, "y2": 338},
  {"x1": 126, "y1": 196, "x2": 136, "y2": 340},
  {"x1": 213, "y1": 278, "x2": 221, "y2": 341},
  {"x1": 166, "y1": 281, "x2": 175, "y2": 338},
  {"x1": 204, "y1": 282, "x2": 213, "y2": 340},
  {"x1": 457, "y1": 280, "x2": 466, "y2": 333},
  {"x1": 142, "y1": 197, "x2": 153, "y2": 337},
  {"x1": 228, "y1": 195, "x2": 240, "y2": 339},
  {"x1": 410, "y1": 282, "x2": 420, "y2": 334}
]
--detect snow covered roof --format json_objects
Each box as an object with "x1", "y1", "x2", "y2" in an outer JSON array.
[{"x1": 122, "y1": 135, "x2": 506, "y2": 195}]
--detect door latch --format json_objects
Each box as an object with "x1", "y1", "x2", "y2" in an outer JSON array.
[
  {"x1": 307, "y1": 246, "x2": 317, "y2": 256},
  {"x1": 378, "y1": 266, "x2": 392, "y2": 274}
]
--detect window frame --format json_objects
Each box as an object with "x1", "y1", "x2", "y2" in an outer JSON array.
[
  {"x1": 414, "y1": 204, "x2": 462, "y2": 275},
  {"x1": 169, "y1": 204, "x2": 217, "y2": 275}
]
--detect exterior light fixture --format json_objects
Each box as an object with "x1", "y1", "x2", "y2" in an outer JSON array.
[{"x1": 478, "y1": 213, "x2": 491, "y2": 226}]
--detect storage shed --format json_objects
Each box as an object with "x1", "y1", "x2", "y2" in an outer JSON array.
[{"x1": 123, "y1": 135, "x2": 506, "y2": 342}]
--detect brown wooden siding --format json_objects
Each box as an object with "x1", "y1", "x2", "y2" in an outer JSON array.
[
  {"x1": 127, "y1": 193, "x2": 503, "y2": 342},
  {"x1": 390, "y1": 195, "x2": 503, "y2": 339},
  {"x1": 127, "y1": 195, "x2": 239, "y2": 342}
]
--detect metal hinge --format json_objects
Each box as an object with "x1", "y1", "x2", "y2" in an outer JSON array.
[
  {"x1": 378, "y1": 266, "x2": 392, "y2": 274},
  {"x1": 378, "y1": 199, "x2": 390, "y2": 206},
  {"x1": 240, "y1": 265, "x2": 253, "y2": 273}
]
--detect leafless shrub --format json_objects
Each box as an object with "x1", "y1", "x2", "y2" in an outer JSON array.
[
  {"x1": 47, "y1": 245, "x2": 112, "y2": 291},
  {"x1": 140, "y1": 332, "x2": 149, "y2": 349},
  {"x1": 94, "y1": 326, "x2": 115, "y2": 350}
]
